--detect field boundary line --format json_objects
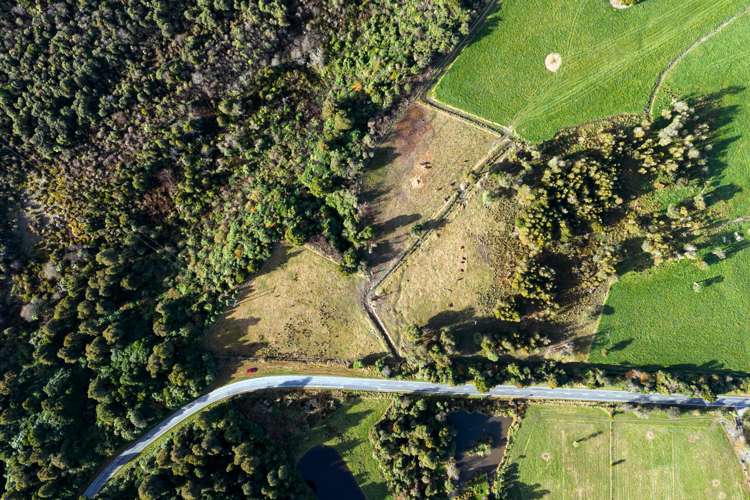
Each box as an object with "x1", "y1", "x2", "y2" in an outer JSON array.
[
  {"x1": 671, "y1": 433, "x2": 676, "y2": 498},
  {"x1": 647, "y1": 5, "x2": 750, "y2": 115}
]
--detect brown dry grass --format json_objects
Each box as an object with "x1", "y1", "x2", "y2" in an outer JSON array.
[
  {"x1": 373, "y1": 176, "x2": 521, "y2": 351},
  {"x1": 362, "y1": 102, "x2": 501, "y2": 279},
  {"x1": 205, "y1": 244, "x2": 384, "y2": 364},
  {"x1": 211, "y1": 358, "x2": 381, "y2": 387}
]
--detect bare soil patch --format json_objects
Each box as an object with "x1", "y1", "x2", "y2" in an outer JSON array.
[
  {"x1": 545, "y1": 52, "x2": 562, "y2": 72},
  {"x1": 610, "y1": 0, "x2": 632, "y2": 10}
]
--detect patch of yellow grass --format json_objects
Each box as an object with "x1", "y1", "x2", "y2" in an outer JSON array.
[
  {"x1": 363, "y1": 103, "x2": 501, "y2": 277},
  {"x1": 206, "y1": 245, "x2": 384, "y2": 363}
]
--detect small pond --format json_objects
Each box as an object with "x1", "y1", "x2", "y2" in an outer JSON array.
[
  {"x1": 298, "y1": 445, "x2": 365, "y2": 500},
  {"x1": 448, "y1": 410, "x2": 512, "y2": 482}
]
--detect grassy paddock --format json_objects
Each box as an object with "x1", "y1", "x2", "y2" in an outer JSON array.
[
  {"x1": 592, "y1": 14, "x2": 750, "y2": 371},
  {"x1": 296, "y1": 397, "x2": 393, "y2": 500},
  {"x1": 432, "y1": 0, "x2": 748, "y2": 142},
  {"x1": 363, "y1": 102, "x2": 500, "y2": 277},
  {"x1": 206, "y1": 244, "x2": 383, "y2": 364},
  {"x1": 373, "y1": 175, "x2": 521, "y2": 351},
  {"x1": 507, "y1": 404, "x2": 748, "y2": 499}
]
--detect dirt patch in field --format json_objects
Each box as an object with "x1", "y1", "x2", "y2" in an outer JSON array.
[
  {"x1": 393, "y1": 104, "x2": 434, "y2": 158},
  {"x1": 610, "y1": 0, "x2": 632, "y2": 9},
  {"x1": 545, "y1": 52, "x2": 562, "y2": 72}
]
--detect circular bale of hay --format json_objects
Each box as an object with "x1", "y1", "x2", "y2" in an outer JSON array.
[{"x1": 545, "y1": 52, "x2": 562, "y2": 73}]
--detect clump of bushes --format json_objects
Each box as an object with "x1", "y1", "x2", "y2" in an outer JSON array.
[
  {"x1": 371, "y1": 397, "x2": 457, "y2": 498},
  {"x1": 100, "y1": 402, "x2": 304, "y2": 499}
]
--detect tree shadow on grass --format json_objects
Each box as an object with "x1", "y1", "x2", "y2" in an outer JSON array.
[
  {"x1": 208, "y1": 316, "x2": 264, "y2": 355},
  {"x1": 460, "y1": 7, "x2": 503, "y2": 53},
  {"x1": 574, "y1": 430, "x2": 603, "y2": 444},
  {"x1": 502, "y1": 462, "x2": 550, "y2": 500}
]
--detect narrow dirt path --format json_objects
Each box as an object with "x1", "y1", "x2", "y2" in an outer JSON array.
[{"x1": 647, "y1": 6, "x2": 750, "y2": 114}]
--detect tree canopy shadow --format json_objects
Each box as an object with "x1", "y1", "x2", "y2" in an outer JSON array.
[{"x1": 501, "y1": 462, "x2": 550, "y2": 499}]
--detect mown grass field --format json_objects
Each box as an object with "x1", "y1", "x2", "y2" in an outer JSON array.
[
  {"x1": 507, "y1": 405, "x2": 748, "y2": 499},
  {"x1": 296, "y1": 397, "x2": 393, "y2": 500},
  {"x1": 206, "y1": 244, "x2": 383, "y2": 363},
  {"x1": 432, "y1": 0, "x2": 748, "y2": 142},
  {"x1": 363, "y1": 103, "x2": 500, "y2": 278},
  {"x1": 592, "y1": 13, "x2": 750, "y2": 371}
]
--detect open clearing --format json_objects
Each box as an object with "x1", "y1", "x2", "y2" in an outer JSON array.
[
  {"x1": 206, "y1": 244, "x2": 383, "y2": 363},
  {"x1": 432, "y1": 0, "x2": 748, "y2": 142},
  {"x1": 506, "y1": 404, "x2": 748, "y2": 499},
  {"x1": 296, "y1": 397, "x2": 393, "y2": 500},
  {"x1": 592, "y1": 13, "x2": 750, "y2": 371},
  {"x1": 362, "y1": 102, "x2": 500, "y2": 279},
  {"x1": 372, "y1": 174, "x2": 520, "y2": 351}
]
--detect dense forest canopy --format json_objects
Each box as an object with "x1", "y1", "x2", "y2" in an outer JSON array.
[
  {"x1": 0, "y1": 0, "x2": 479, "y2": 496},
  {"x1": 99, "y1": 402, "x2": 305, "y2": 499}
]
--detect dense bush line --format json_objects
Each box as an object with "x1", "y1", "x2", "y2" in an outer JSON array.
[
  {"x1": 506, "y1": 99, "x2": 711, "y2": 321},
  {"x1": 0, "y1": 1, "x2": 480, "y2": 496},
  {"x1": 99, "y1": 402, "x2": 305, "y2": 499},
  {"x1": 378, "y1": 98, "x2": 746, "y2": 401},
  {"x1": 371, "y1": 397, "x2": 457, "y2": 498}
]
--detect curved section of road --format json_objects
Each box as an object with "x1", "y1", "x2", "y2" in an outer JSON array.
[{"x1": 84, "y1": 375, "x2": 750, "y2": 497}]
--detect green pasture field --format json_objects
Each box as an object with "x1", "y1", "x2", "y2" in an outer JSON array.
[
  {"x1": 592, "y1": 13, "x2": 750, "y2": 371},
  {"x1": 506, "y1": 405, "x2": 748, "y2": 499},
  {"x1": 296, "y1": 397, "x2": 393, "y2": 500},
  {"x1": 432, "y1": 0, "x2": 748, "y2": 142}
]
